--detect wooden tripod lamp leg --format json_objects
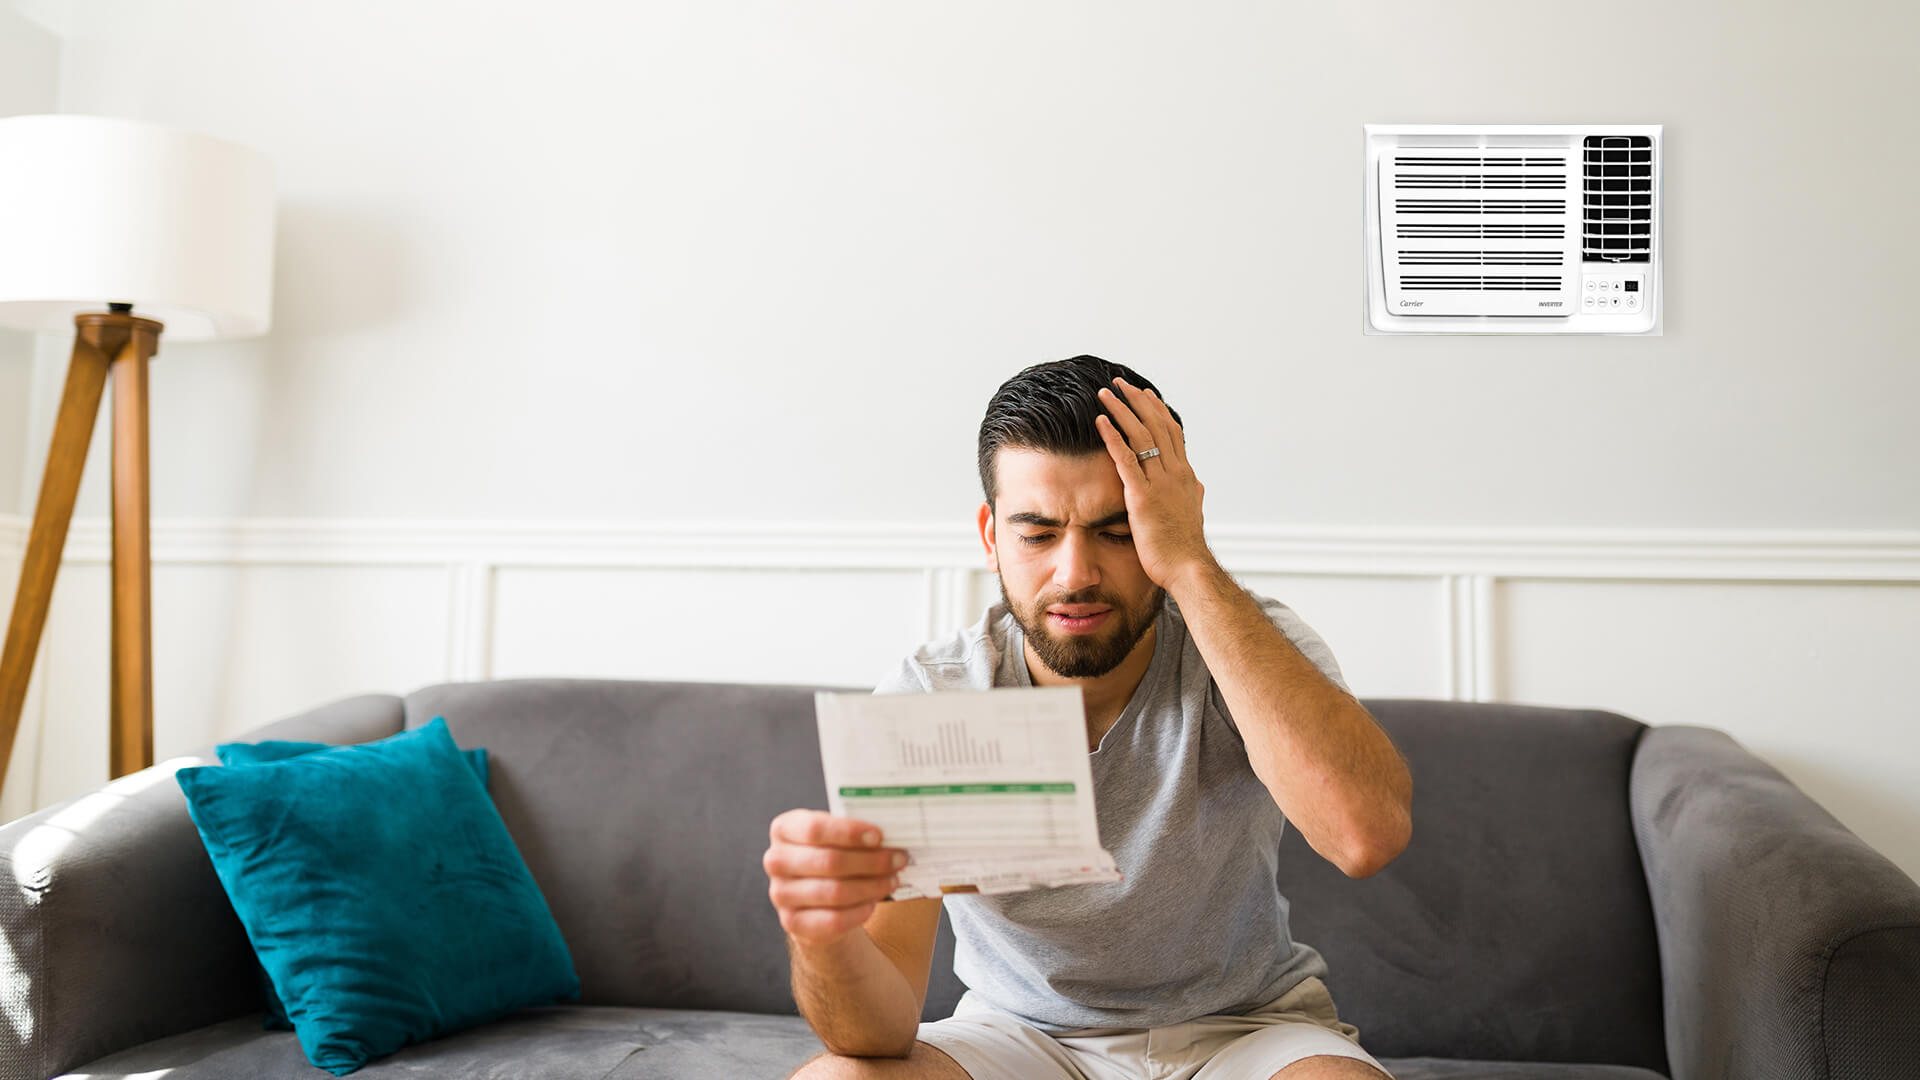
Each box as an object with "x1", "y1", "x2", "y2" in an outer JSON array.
[
  {"x1": 108, "y1": 321, "x2": 160, "y2": 779},
  {"x1": 0, "y1": 311, "x2": 163, "y2": 802},
  {"x1": 0, "y1": 329, "x2": 114, "y2": 796}
]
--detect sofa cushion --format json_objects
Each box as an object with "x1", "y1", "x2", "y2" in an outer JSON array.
[
  {"x1": 1382, "y1": 1059, "x2": 1665, "y2": 1080},
  {"x1": 396, "y1": 677, "x2": 1674, "y2": 1070},
  {"x1": 394, "y1": 680, "x2": 1668, "y2": 1070},
  {"x1": 1275, "y1": 700, "x2": 1668, "y2": 1073},
  {"x1": 56, "y1": 1007, "x2": 1668, "y2": 1080},
  {"x1": 53, "y1": 1007, "x2": 824, "y2": 1080}
]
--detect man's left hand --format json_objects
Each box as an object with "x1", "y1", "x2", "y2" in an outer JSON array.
[{"x1": 1093, "y1": 376, "x2": 1217, "y2": 593}]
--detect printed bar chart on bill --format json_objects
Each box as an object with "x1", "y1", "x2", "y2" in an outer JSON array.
[{"x1": 814, "y1": 686, "x2": 1120, "y2": 898}]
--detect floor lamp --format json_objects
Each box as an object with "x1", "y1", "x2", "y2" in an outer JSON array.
[{"x1": 0, "y1": 114, "x2": 275, "y2": 803}]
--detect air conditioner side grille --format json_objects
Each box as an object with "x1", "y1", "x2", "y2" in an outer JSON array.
[{"x1": 1583, "y1": 135, "x2": 1653, "y2": 262}]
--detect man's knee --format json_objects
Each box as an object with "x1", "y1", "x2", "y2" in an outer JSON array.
[
  {"x1": 789, "y1": 1041, "x2": 973, "y2": 1079},
  {"x1": 1268, "y1": 1054, "x2": 1394, "y2": 1080}
]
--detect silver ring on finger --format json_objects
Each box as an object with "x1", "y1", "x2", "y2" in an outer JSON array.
[{"x1": 1136, "y1": 447, "x2": 1161, "y2": 462}]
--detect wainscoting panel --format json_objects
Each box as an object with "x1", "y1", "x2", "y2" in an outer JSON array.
[
  {"x1": 0, "y1": 531, "x2": 49, "y2": 824},
  {"x1": 1, "y1": 516, "x2": 1917, "y2": 885},
  {"x1": 490, "y1": 566, "x2": 930, "y2": 689},
  {"x1": 32, "y1": 561, "x2": 452, "y2": 811},
  {"x1": 1233, "y1": 573, "x2": 1454, "y2": 700},
  {"x1": 906, "y1": 570, "x2": 1452, "y2": 703},
  {"x1": 933, "y1": 568, "x2": 999, "y2": 643},
  {"x1": 1495, "y1": 577, "x2": 1920, "y2": 883}
]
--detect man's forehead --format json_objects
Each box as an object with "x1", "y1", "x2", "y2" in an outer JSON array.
[{"x1": 994, "y1": 449, "x2": 1127, "y2": 525}]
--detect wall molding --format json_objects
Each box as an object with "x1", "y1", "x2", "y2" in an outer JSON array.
[
  {"x1": 3, "y1": 516, "x2": 1917, "y2": 581},
  {"x1": 6, "y1": 515, "x2": 1915, "y2": 690},
  {"x1": 1445, "y1": 574, "x2": 1496, "y2": 703}
]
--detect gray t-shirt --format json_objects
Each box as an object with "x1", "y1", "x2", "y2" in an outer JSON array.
[{"x1": 873, "y1": 590, "x2": 1353, "y2": 1032}]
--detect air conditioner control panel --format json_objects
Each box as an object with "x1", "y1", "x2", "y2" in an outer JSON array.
[{"x1": 1583, "y1": 271, "x2": 1646, "y2": 313}]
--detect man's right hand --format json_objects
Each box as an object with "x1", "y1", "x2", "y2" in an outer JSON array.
[{"x1": 764, "y1": 809, "x2": 909, "y2": 946}]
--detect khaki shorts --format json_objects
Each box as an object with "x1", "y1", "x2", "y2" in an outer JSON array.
[{"x1": 915, "y1": 977, "x2": 1390, "y2": 1080}]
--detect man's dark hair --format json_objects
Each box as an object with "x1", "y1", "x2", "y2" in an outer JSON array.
[{"x1": 977, "y1": 354, "x2": 1181, "y2": 508}]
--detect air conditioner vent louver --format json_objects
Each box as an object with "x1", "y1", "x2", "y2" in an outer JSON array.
[
  {"x1": 1396, "y1": 224, "x2": 1565, "y2": 239},
  {"x1": 1393, "y1": 157, "x2": 1565, "y2": 167},
  {"x1": 1583, "y1": 135, "x2": 1652, "y2": 263},
  {"x1": 1397, "y1": 275, "x2": 1563, "y2": 291},
  {"x1": 1395, "y1": 199, "x2": 1566, "y2": 215},
  {"x1": 1393, "y1": 172, "x2": 1566, "y2": 189},
  {"x1": 1395, "y1": 250, "x2": 1564, "y2": 265}
]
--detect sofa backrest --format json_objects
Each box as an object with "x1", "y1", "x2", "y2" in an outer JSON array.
[
  {"x1": 1279, "y1": 699, "x2": 1668, "y2": 1073},
  {"x1": 401, "y1": 677, "x2": 964, "y2": 1020},
  {"x1": 403, "y1": 680, "x2": 1665, "y2": 1070}
]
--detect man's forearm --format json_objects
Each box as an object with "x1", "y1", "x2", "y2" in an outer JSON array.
[
  {"x1": 1169, "y1": 558, "x2": 1413, "y2": 877},
  {"x1": 788, "y1": 929, "x2": 922, "y2": 1057}
]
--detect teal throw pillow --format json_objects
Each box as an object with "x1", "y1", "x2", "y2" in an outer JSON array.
[
  {"x1": 213, "y1": 733, "x2": 491, "y2": 1032},
  {"x1": 177, "y1": 716, "x2": 579, "y2": 1075}
]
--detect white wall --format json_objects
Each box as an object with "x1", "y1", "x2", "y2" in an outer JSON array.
[
  {"x1": 0, "y1": 2, "x2": 59, "y2": 515},
  {"x1": 21, "y1": 0, "x2": 1917, "y2": 528},
  {"x1": 2, "y1": 1, "x2": 1917, "y2": 879},
  {"x1": 0, "y1": 1, "x2": 62, "y2": 814}
]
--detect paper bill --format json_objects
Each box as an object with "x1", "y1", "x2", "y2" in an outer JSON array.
[{"x1": 814, "y1": 685, "x2": 1121, "y2": 899}]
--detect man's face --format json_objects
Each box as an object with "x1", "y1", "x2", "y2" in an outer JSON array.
[{"x1": 980, "y1": 447, "x2": 1165, "y2": 679}]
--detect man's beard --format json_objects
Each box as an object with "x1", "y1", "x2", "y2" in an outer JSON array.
[{"x1": 999, "y1": 577, "x2": 1166, "y2": 679}]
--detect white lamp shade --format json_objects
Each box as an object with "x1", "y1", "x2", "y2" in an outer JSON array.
[{"x1": 0, "y1": 114, "x2": 275, "y2": 342}]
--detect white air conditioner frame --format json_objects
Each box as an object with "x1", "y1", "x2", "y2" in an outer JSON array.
[{"x1": 1362, "y1": 123, "x2": 1663, "y2": 336}]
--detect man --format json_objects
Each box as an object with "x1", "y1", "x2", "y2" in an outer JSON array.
[{"x1": 766, "y1": 355, "x2": 1412, "y2": 1080}]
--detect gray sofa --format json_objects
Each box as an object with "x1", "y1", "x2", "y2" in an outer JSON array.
[{"x1": 4, "y1": 678, "x2": 1917, "y2": 1079}]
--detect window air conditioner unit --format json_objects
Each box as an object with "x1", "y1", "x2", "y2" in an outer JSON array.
[{"x1": 1362, "y1": 123, "x2": 1662, "y2": 335}]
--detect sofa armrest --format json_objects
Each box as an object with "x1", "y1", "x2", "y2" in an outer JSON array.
[
  {"x1": 0, "y1": 692, "x2": 404, "y2": 1080},
  {"x1": 1631, "y1": 725, "x2": 1920, "y2": 1080}
]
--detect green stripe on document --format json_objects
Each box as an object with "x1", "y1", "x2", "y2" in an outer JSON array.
[{"x1": 839, "y1": 783, "x2": 1075, "y2": 796}]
